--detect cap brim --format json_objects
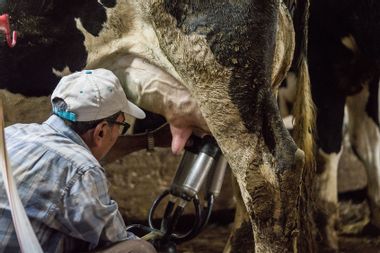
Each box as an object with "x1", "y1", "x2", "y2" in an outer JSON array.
[{"x1": 124, "y1": 101, "x2": 146, "y2": 119}]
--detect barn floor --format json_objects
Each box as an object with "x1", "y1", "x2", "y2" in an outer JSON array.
[
  {"x1": 175, "y1": 200, "x2": 380, "y2": 253},
  {"x1": 178, "y1": 225, "x2": 380, "y2": 253}
]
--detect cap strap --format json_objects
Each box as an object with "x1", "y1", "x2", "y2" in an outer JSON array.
[{"x1": 53, "y1": 108, "x2": 77, "y2": 122}]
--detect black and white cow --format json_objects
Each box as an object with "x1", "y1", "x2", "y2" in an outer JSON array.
[
  {"x1": 306, "y1": 0, "x2": 380, "y2": 251},
  {"x1": 0, "y1": 1, "x2": 314, "y2": 252}
]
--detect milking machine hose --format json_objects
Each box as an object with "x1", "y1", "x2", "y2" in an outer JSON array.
[
  {"x1": 197, "y1": 194, "x2": 215, "y2": 235},
  {"x1": 147, "y1": 190, "x2": 203, "y2": 242}
]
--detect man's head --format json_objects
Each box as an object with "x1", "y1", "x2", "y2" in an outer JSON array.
[{"x1": 51, "y1": 68, "x2": 146, "y2": 160}]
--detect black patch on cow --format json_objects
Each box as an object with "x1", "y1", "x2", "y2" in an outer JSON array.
[
  {"x1": 366, "y1": 76, "x2": 380, "y2": 127},
  {"x1": 308, "y1": 0, "x2": 380, "y2": 153},
  {"x1": 308, "y1": 49, "x2": 346, "y2": 154},
  {"x1": 288, "y1": 0, "x2": 309, "y2": 73},
  {"x1": 347, "y1": 1, "x2": 380, "y2": 68},
  {"x1": 0, "y1": 0, "x2": 113, "y2": 96},
  {"x1": 164, "y1": 0, "x2": 298, "y2": 170}
]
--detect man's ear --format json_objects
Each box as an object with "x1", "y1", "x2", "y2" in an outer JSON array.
[{"x1": 93, "y1": 121, "x2": 108, "y2": 146}]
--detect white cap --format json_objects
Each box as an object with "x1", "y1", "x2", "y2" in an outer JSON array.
[{"x1": 51, "y1": 68, "x2": 145, "y2": 122}]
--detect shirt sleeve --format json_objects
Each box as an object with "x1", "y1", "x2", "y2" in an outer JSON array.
[{"x1": 58, "y1": 167, "x2": 138, "y2": 249}]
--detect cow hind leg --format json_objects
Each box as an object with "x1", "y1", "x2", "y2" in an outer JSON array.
[
  {"x1": 346, "y1": 82, "x2": 380, "y2": 232},
  {"x1": 315, "y1": 148, "x2": 342, "y2": 252},
  {"x1": 313, "y1": 98, "x2": 345, "y2": 252},
  {"x1": 223, "y1": 177, "x2": 254, "y2": 253}
]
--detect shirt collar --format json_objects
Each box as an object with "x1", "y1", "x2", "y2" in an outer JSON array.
[{"x1": 44, "y1": 115, "x2": 91, "y2": 151}]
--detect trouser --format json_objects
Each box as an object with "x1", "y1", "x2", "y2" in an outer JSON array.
[{"x1": 92, "y1": 240, "x2": 157, "y2": 253}]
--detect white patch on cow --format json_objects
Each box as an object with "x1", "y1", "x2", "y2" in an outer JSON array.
[
  {"x1": 282, "y1": 115, "x2": 294, "y2": 130},
  {"x1": 278, "y1": 72, "x2": 297, "y2": 118},
  {"x1": 347, "y1": 84, "x2": 380, "y2": 227},
  {"x1": 74, "y1": 1, "x2": 183, "y2": 85},
  {"x1": 317, "y1": 148, "x2": 342, "y2": 204},
  {"x1": 52, "y1": 66, "x2": 72, "y2": 77},
  {"x1": 341, "y1": 34, "x2": 358, "y2": 53}
]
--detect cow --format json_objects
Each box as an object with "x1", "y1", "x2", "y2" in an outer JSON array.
[
  {"x1": 0, "y1": 0, "x2": 314, "y2": 252},
  {"x1": 302, "y1": 0, "x2": 380, "y2": 252}
]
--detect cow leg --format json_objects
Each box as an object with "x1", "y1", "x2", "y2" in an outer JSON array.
[
  {"x1": 308, "y1": 13, "x2": 349, "y2": 248},
  {"x1": 313, "y1": 91, "x2": 344, "y2": 252},
  {"x1": 315, "y1": 148, "x2": 342, "y2": 252},
  {"x1": 150, "y1": 2, "x2": 314, "y2": 252},
  {"x1": 311, "y1": 105, "x2": 344, "y2": 252},
  {"x1": 311, "y1": 81, "x2": 346, "y2": 252},
  {"x1": 346, "y1": 80, "x2": 380, "y2": 230},
  {"x1": 223, "y1": 177, "x2": 253, "y2": 253}
]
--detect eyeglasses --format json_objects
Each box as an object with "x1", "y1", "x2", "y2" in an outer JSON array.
[{"x1": 107, "y1": 120, "x2": 131, "y2": 136}]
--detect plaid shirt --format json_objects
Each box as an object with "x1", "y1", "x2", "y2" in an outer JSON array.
[{"x1": 0, "y1": 115, "x2": 137, "y2": 253}]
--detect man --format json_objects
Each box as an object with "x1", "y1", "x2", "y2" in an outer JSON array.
[{"x1": 0, "y1": 69, "x2": 157, "y2": 253}]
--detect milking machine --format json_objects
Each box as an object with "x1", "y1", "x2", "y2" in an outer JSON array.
[{"x1": 127, "y1": 135, "x2": 228, "y2": 252}]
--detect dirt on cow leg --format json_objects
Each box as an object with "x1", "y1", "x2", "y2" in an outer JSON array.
[
  {"x1": 224, "y1": 178, "x2": 254, "y2": 253},
  {"x1": 229, "y1": 221, "x2": 254, "y2": 253},
  {"x1": 237, "y1": 148, "x2": 307, "y2": 253}
]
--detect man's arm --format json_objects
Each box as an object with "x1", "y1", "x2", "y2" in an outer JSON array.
[
  {"x1": 57, "y1": 168, "x2": 137, "y2": 250},
  {"x1": 104, "y1": 123, "x2": 172, "y2": 163}
]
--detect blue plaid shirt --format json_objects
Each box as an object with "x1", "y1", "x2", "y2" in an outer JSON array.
[{"x1": 0, "y1": 115, "x2": 137, "y2": 253}]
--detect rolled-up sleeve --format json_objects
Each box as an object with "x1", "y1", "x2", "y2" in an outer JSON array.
[{"x1": 59, "y1": 168, "x2": 138, "y2": 249}]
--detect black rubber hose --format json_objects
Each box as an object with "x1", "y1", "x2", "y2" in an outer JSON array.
[
  {"x1": 198, "y1": 194, "x2": 215, "y2": 232},
  {"x1": 148, "y1": 189, "x2": 170, "y2": 230},
  {"x1": 172, "y1": 195, "x2": 202, "y2": 242},
  {"x1": 162, "y1": 205, "x2": 185, "y2": 240}
]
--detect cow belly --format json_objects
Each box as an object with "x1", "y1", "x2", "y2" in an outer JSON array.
[{"x1": 103, "y1": 54, "x2": 209, "y2": 153}]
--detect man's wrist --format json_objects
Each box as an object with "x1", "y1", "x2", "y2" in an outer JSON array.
[{"x1": 146, "y1": 130, "x2": 155, "y2": 151}]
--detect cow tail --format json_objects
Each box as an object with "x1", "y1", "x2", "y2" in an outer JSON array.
[
  {"x1": 289, "y1": 0, "x2": 317, "y2": 252},
  {"x1": 292, "y1": 57, "x2": 315, "y2": 170},
  {"x1": 287, "y1": 0, "x2": 315, "y2": 170}
]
